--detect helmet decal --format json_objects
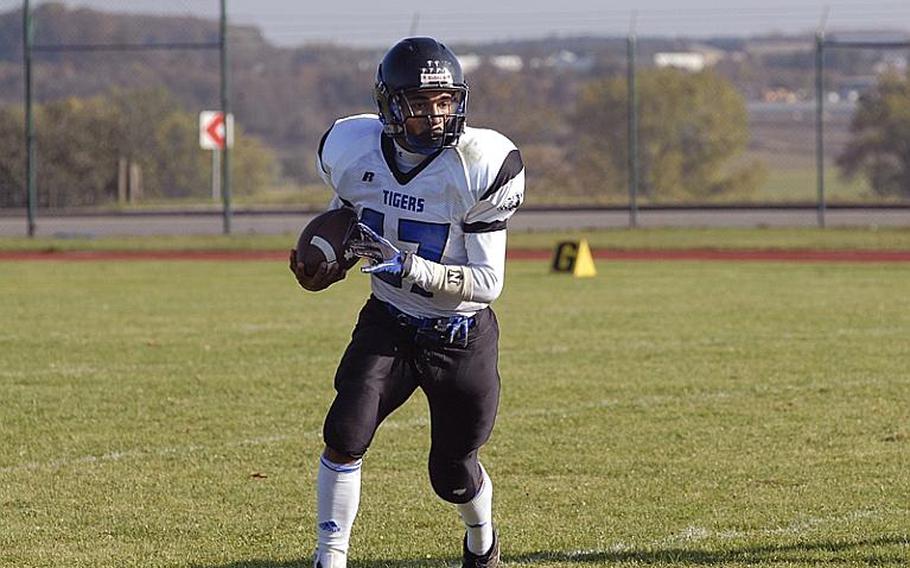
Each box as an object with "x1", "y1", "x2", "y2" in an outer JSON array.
[{"x1": 419, "y1": 60, "x2": 454, "y2": 87}]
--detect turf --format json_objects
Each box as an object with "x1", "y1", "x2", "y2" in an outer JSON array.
[
  {"x1": 1, "y1": 227, "x2": 910, "y2": 253},
  {"x1": 1, "y1": 259, "x2": 908, "y2": 567}
]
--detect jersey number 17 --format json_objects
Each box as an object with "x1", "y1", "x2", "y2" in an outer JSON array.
[{"x1": 360, "y1": 208, "x2": 450, "y2": 298}]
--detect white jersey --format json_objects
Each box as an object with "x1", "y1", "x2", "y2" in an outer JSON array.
[{"x1": 317, "y1": 113, "x2": 525, "y2": 318}]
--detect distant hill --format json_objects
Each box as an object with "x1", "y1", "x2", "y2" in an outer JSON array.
[
  {"x1": 0, "y1": 3, "x2": 385, "y2": 181},
  {"x1": 0, "y1": 3, "x2": 904, "y2": 184}
]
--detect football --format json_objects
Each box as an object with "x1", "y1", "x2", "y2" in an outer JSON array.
[{"x1": 295, "y1": 207, "x2": 361, "y2": 276}]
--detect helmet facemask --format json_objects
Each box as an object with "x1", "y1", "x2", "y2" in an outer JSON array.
[{"x1": 382, "y1": 87, "x2": 469, "y2": 155}]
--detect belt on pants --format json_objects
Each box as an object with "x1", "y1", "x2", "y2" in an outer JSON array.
[{"x1": 378, "y1": 299, "x2": 477, "y2": 346}]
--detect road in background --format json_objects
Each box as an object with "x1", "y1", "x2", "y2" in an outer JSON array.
[{"x1": 0, "y1": 208, "x2": 908, "y2": 237}]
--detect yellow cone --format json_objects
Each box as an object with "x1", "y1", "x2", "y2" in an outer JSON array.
[
  {"x1": 572, "y1": 239, "x2": 597, "y2": 277},
  {"x1": 550, "y1": 239, "x2": 597, "y2": 277}
]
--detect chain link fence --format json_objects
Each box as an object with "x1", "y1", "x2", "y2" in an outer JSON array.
[
  {"x1": 818, "y1": 36, "x2": 910, "y2": 207},
  {"x1": 1, "y1": 2, "x2": 909, "y2": 235}
]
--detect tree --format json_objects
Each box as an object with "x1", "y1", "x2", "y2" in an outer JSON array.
[
  {"x1": 37, "y1": 96, "x2": 122, "y2": 207},
  {"x1": 838, "y1": 72, "x2": 910, "y2": 199},
  {"x1": 0, "y1": 106, "x2": 25, "y2": 207},
  {"x1": 0, "y1": 89, "x2": 278, "y2": 207},
  {"x1": 572, "y1": 68, "x2": 765, "y2": 200}
]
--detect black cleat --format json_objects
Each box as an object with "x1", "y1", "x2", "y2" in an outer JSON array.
[{"x1": 462, "y1": 529, "x2": 499, "y2": 568}]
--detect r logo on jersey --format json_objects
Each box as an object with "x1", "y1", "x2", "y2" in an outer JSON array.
[{"x1": 362, "y1": 171, "x2": 375, "y2": 183}]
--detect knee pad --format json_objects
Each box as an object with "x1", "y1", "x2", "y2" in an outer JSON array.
[
  {"x1": 428, "y1": 449, "x2": 482, "y2": 504},
  {"x1": 322, "y1": 415, "x2": 369, "y2": 459}
]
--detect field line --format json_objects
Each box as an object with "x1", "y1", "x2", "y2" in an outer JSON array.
[
  {"x1": 2, "y1": 392, "x2": 745, "y2": 474},
  {"x1": 656, "y1": 508, "x2": 883, "y2": 545},
  {"x1": 511, "y1": 508, "x2": 902, "y2": 565},
  {"x1": 0, "y1": 396, "x2": 633, "y2": 474}
]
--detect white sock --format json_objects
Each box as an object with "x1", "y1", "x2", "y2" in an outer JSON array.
[
  {"x1": 456, "y1": 463, "x2": 494, "y2": 555},
  {"x1": 315, "y1": 455, "x2": 362, "y2": 564}
]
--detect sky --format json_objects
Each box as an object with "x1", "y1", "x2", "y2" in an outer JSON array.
[{"x1": 16, "y1": 0, "x2": 910, "y2": 47}]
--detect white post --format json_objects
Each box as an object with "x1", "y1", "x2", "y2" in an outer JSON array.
[
  {"x1": 211, "y1": 149, "x2": 221, "y2": 201},
  {"x1": 118, "y1": 157, "x2": 128, "y2": 204}
]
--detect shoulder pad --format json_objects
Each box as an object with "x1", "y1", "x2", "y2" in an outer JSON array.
[
  {"x1": 318, "y1": 114, "x2": 382, "y2": 176},
  {"x1": 456, "y1": 127, "x2": 524, "y2": 202}
]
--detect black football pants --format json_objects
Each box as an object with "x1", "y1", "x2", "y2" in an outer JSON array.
[{"x1": 322, "y1": 296, "x2": 501, "y2": 504}]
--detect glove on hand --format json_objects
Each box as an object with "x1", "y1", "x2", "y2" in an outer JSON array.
[
  {"x1": 446, "y1": 315, "x2": 472, "y2": 346},
  {"x1": 349, "y1": 222, "x2": 410, "y2": 275}
]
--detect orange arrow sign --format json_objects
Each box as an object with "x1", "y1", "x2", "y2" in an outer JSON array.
[
  {"x1": 205, "y1": 113, "x2": 225, "y2": 149},
  {"x1": 199, "y1": 111, "x2": 233, "y2": 150}
]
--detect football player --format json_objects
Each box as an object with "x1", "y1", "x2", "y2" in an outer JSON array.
[{"x1": 290, "y1": 36, "x2": 524, "y2": 568}]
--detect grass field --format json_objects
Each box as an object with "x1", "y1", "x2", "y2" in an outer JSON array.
[
  {"x1": 2, "y1": 255, "x2": 909, "y2": 567},
  {"x1": 756, "y1": 167, "x2": 873, "y2": 203}
]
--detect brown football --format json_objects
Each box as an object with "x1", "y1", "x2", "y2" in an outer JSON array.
[{"x1": 295, "y1": 207, "x2": 361, "y2": 276}]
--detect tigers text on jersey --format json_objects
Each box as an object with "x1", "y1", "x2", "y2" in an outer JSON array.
[{"x1": 317, "y1": 114, "x2": 525, "y2": 319}]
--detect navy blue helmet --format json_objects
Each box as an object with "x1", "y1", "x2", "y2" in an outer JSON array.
[{"x1": 375, "y1": 37, "x2": 469, "y2": 154}]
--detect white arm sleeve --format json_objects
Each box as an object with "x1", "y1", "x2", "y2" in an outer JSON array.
[
  {"x1": 463, "y1": 230, "x2": 506, "y2": 303},
  {"x1": 403, "y1": 230, "x2": 506, "y2": 304},
  {"x1": 403, "y1": 150, "x2": 523, "y2": 304}
]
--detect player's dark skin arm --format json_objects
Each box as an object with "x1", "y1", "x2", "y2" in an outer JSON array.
[{"x1": 289, "y1": 249, "x2": 346, "y2": 292}]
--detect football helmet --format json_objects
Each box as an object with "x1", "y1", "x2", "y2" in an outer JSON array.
[{"x1": 375, "y1": 37, "x2": 469, "y2": 154}]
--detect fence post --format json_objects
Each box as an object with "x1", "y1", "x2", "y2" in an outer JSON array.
[
  {"x1": 814, "y1": 33, "x2": 826, "y2": 228},
  {"x1": 626, "y1": 21, "x2": 639, "y2": 229},
  {"x1": 23, "y1": 0, "x2": 37, "y2": 237},
  {"x1": 220, "y1": 0, "x2": 232, "y2": 235}
]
